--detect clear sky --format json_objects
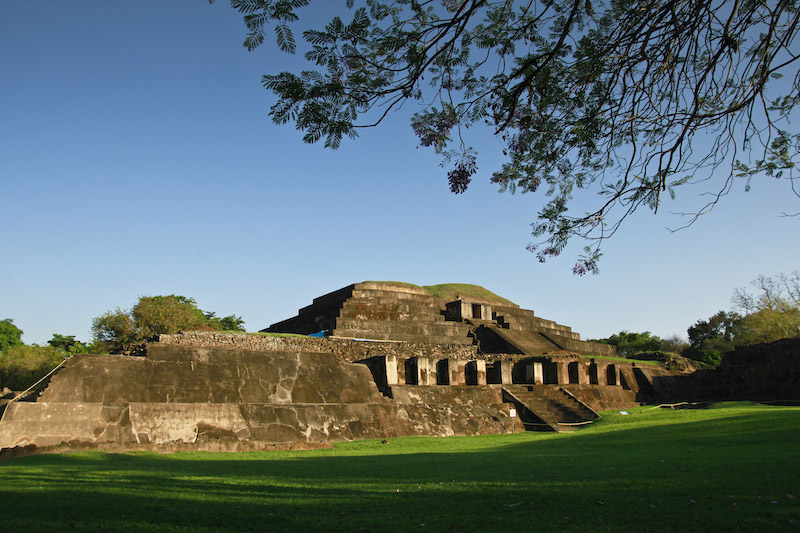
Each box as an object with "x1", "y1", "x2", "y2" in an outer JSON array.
[{"x1": 2, "y1": 1, "x2": 798, "y2": 346}]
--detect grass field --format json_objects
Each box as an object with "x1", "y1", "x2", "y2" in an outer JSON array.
[
  {"x1": 1, "y1": 402, "x2": 798, "y2": 531},
  {"x1": 364, "y1": 281, "x2": 515, "y2": 305}
]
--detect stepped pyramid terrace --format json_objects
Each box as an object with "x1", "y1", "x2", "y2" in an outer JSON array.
[
  {"x1": 266, "y1": 281, "x2": 615, "y2": 353},
  {"x1": 0, "y1": 282, "x2": 680, "y2": 453}
]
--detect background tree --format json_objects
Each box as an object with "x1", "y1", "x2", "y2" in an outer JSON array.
[
  {"x1": 91, "y1": 309, "x2": 140, "y2": 353},
  {"x1": 591, "y1": 330, "x2": 661, "y2": 358},
  {"x1": 659, "y1": 335, "x2": 688, "y2": 355},
  {"x1": 91, "y1": 296, "x2": 247, "y2": 353},
  {"x1": 0, "y1": 319, "x2": 24, "y2": 353},
  {"x1": 0, "y1": 320, "x2": 88, "y2": 392},
  {"x1": 683, "y1": 271, "x2": 800, "y2": 366},
  {"x1": 205, "y1": 312, "x2": 247, "y2": 332},
  {"x1": 132, "y1": 295, "x2": 207, "y2": 338},
  {"x1": 684, "y1": 310, "x2": 741, "y2": 367},
  {"x1": 732, "y1": 271, "x2": 800, "y2": 314},
  {"x1": 218, "y1": 0, "x2": 800, "y2": 273},
  {"x1": 0, "y1": 344, "x2": 65, "y2": 392},
  {"x1": 218, "y1": 315, "x2": 246, "y2": 332},
  {"x1": 47, "y1": 334, "x2": 89, "y2": 355},
  {"x1": 730, "y1": 270, "x2": 800, "y2": 345},
  {"x1": 733, "y1": 308, "x2": 800, "y2": 346}
]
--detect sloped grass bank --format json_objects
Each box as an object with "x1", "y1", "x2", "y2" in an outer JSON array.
[
  {"x1": 1, "y1": 403, "x2": 798, "y2": 531},
  {"x1": 365, "y1": 281, "x2": 515, "y2": 305}
]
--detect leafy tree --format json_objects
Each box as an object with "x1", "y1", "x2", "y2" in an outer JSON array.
[
  {"x1": 733, "y1": 307, "x2": 800, "y2": 346},
  {"x1": 0, "y1": 319, "x2": 24, "y2": 353},
  {"x1": 730, "y1": 271, "x2": 800, "y2": 345},
  {"x1": 591, "y1": 330, "x2": 661, "y2": 358},
  {"x1": 684, "y1": 310, "x2": 741, "y2": 367},
  {"x1": 220, "y1": 315, "x2": 245, "y2": 331},
  {"x1": 91, "y1": 308, "x2": 140, "y2": 353},
  {"x1": 0, "y1": 344, "x2": 65, "y2": 391},
  {"x1": 217, "y1": 0, "x2": 800, "y2": 273},
  {"x1": 91, "y1": 296, "x2": 247, "y2": 353},
  {"x1": 733, "y1": 270, "x2": 800, "y2": 314},
  {"x1": 683, "y1": 272, "x2": 800, "y2": 366},
  {"x1": 206, "y1": 313, "x2": 247, "y2": 332},
  {"x1": 47, "y1": 334, "x2": 89, "y2": 355},
  {"x1": 659, "y1": 335, "x2": 688, "y2": 355},
  {"x1": 132, "y1": 295, "x2": 207, "y2": 338}
]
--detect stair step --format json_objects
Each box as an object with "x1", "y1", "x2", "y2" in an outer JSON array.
[
  {"x1": 503, "y1": 386, "x2": 596, "y2": 433},
  {"x1": 331, "y1": 330, "x2": 475, "y2": 345}
]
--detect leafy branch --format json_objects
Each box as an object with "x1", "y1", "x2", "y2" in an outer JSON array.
[{"x1": 216, "y1": 0, "x2": 800, "y2": 273}]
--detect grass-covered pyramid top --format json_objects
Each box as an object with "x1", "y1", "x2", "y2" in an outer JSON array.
[{"x1": 363, "y1": 281, "x2": 514, "y2": 306}]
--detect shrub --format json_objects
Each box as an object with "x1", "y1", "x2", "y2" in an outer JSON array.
[
  {"x1": 0, "y1": 345, "x2": 66, "y2": 392},
  {"x1": 591, "y1": 331, "x2": 662, "y2": 358}
]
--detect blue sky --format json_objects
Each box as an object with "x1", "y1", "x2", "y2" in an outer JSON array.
[{"x1": 2, "y1": 1, "x2": 798, "y2": 346}]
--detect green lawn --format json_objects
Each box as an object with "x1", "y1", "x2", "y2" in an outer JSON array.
[
  {"x1": 364, "y1": 281, "x2": 515, "y2": 305},
  {"x1": 1, "y1": 402, "x2": 798, "y2": 531}
]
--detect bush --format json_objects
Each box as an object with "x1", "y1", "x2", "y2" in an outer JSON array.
[
  {"x1": 132, "y1": 295, "x2": 206, "y2": 338},
  {"x1": 591, "y1": 331, "x2": 662, "y2": 358},
  {"x1": 92, "y1": 296, "x2": 247, "y2": 353},
  {"x1": 0, "y1": 345, "x2": 66, "y2": 392},
  {"x1": 92, "y1": 309, "x2": 139, "y2": 353}
]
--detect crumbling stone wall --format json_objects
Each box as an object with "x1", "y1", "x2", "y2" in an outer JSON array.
[
  {"x1": 265, "y1": 281, "x2": 607, "y2": 351},
  {"x1": 0, "y1": 329, "x2": 686, "y2": 453},
  {"x1": 658, "y1": 337, "x2": 800, "y2": 401},
  {"x1": 158, "y1": 331, "x2": 479, "y2": 361},
  {"x1": 0, "y1": 342, "x2": 521, "y2": 451}
]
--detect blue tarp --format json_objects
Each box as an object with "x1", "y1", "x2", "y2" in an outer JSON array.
[{"x1": 307, "y1": 331, "x2": 325, "y2": 338}]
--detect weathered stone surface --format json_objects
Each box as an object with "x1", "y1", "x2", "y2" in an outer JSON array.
[
  {"x1": 0, "y1": 343, "x2": 524, "y2": 451},
  {"x1": 265, "y1": 282, "x2": 607, "y2": 354},
  {"x1": 656, "y1": 337, "x2": 800, "y2": 402},
  {"x1": 1, "y1": 282, "x2": 710, "y2": 453},
  {"x1": 560, "y1": 385, "x2": 638, "y2": 411},
  {"x1": 128, "y1": 404, "x2": 250, "y2": 444},
  {"x1": 39, "y1": 347, "x2": 385, "y2": 406},
  {"x1": 390, "y1": 385, "x2": 504, "y2": 405},
  {"x1": 401, "y1": 403, "x2": 523, "y2": 436},
  {"x1": 158, "y1": 332, "x2": 479, "y2": 361},
  {"x1": 0, "y1": 402, "x2": 135, "y2": 448}
]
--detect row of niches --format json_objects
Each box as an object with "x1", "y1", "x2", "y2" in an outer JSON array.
[{"x1": 362, "y1": 355, "x2": 632, "y2": 389}]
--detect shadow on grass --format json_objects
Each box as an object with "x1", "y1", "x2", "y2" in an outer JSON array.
[{"x1": 1, "y1": 405, "x2": 798, "y2": 532}]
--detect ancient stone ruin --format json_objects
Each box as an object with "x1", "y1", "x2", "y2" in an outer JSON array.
[
  {"x1": 657, "y1": 336, "x2": 800, "y2": 402},
  {"x1": 0, "y1": 282, "x2": 679, "y2": 452}
]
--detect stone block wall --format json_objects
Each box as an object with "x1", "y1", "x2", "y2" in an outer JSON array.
[
  {"x1": 560, "y1": 385, "x2": 638, "y2": 411},
  {"x1": 657, "y1": 337, "x2": 800, "y2": 402},
  {"x1": 158, "y1": 331, "x2": 479, "y2": 361},
  {"x1": 262, "y1": 282, "x2": 618, "y2": 357},
  {"x1": 0, "y1": 341, "x2": 522, "y2": 451}
]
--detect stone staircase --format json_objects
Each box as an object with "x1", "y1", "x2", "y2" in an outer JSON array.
[
  {"x1": 268, "y1": 283, "x2": 475, "y2": 345},
  {"x1": 265, "y1": 281, "x2": 614, "y2": 355},
  {"x1": 502, "y1": 385, "x2": 598, "y2": 432},
  {"x1": 491, "y1": 305, "x2": 616, "y2": 357},
  {"x1": 483, "y1": 326, "x2": 564, "y2": 354},
  {"x1": 493, "y1": 305, "x2": 580, "y2": 340},
  {"x1": 333, "y1": 317, "x2": 473, "y2": 344}
]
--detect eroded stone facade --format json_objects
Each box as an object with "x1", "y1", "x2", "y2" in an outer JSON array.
[{"x1": 0, "y1": 282, "x2": 682, "y2": 453}]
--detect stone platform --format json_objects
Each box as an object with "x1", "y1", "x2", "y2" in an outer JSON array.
[
  {"x1": 0, "y1": 282, "x2": 683, "y2": 453},
  {"x1": 266, "y1": 282, "x2": 614, "y2": 356},
  {"x1": 0, "y1": 343, "x2": 524, "y2": 451}
]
